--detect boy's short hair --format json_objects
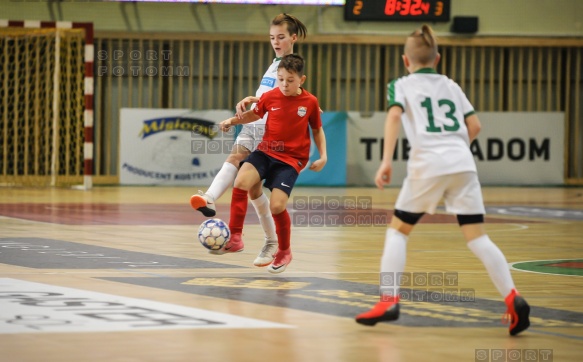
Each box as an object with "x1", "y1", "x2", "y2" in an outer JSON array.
[
  {"x1": 278, "y1": 54, "x2": 304, "y2": 76},
  {"x1": 405, "y1": 24, "x2": 438, "y2": 65}
]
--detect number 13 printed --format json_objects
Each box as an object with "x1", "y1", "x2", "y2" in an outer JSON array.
[{"x1": 420, "y1": 97, "x2": 460, "y2": 132}]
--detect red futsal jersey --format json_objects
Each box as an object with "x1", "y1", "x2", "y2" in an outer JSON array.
[{"x1": 252, "y1": 87, "x2": 322, "y2": 173}]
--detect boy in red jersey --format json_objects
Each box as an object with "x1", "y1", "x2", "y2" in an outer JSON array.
[{"x1": 217, "y1": 54, "x2": 327, "y2": 273}]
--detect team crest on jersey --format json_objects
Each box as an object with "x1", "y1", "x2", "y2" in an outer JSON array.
[{"x1": 297, "y1": 106, "x2": 307, "y2": 117}]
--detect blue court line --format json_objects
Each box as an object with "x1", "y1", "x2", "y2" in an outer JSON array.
[{"x1": 528, "y1": 328, "x2": 583, "y2": 340}]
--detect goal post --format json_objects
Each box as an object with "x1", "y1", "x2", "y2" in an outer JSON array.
[{"x1": 0, "y1": 21, "x2": 94, "y2": 189}]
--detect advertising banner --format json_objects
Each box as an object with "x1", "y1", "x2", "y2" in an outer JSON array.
[
  {"x1": 347, "y1": 112, "x2": 564, "y2": 186},
  {"x1": 120, "y1": 109, "x2": 234, "y2": 185},
  {"x1": 120, "y1": 109, "x2": 348, "y2": 187},
  {"x1": 296, "y1": 112, "x2": 347, "y2": 186}
]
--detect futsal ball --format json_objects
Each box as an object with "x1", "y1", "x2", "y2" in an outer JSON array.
[{"x1": 198, "y1": 218, "x2": 230, "y2": 251}]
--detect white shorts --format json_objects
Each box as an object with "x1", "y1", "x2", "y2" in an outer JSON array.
[
  {"x1": 234, "y1": 124, "x2": 265, "y2": 152},
  {"x1": 395, "y1": 172, "x2": 486, "y2": 215}
]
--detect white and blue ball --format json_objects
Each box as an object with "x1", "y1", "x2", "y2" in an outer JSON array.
[{"x1": 198, "y1": 218, "x2": 230, "y2": 250}]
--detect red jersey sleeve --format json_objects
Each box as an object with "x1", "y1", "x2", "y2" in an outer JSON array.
[
  {"x1": 252, "y1": 92, "x2": 269, "y2": 119},
  {"x1": 309, "y1": 97, "x2": 322, "y2": 130}
]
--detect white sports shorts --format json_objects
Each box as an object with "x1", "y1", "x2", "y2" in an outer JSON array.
[
  {"x1": 395, "y1": 172, "x2": 486, "y2": 215},
  {"x1": 234, "y1": 124, "x2": 265, "y2": 152}
]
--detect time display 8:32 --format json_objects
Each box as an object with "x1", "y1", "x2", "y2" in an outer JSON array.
[{"x1": 345, "y1": 0, "x2": 451, "y2": 22}]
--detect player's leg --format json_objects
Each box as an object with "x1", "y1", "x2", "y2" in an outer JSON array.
[
  {"x1": 356, "y1": 176, "x2": 441, "y2": 326},
  {"x1": 460, "y1": 220, "x2": 530, "y2": 335},
  {"x1": 241, "y1": 124, "x2": 277, "y2": 257},
  {"x1": 211, "y1": 160, "x2": 262, "y2": 255},
  {"x1": 266, "y1": 188, "x2": 292, "y2": 274},
  {"x1": 259, "y1": 160, "x2": 297, "y2": 274},
  {"x1": 355, "y1": 210, "x2": 423, "y2": 326},
  {"x1": 190, "y1": 130, "x2": 253, "y2": 216},
  {"x1": 249, "y1": 180, "x2": 278, "y2": 267},
  {"x1": 448, "y1": 172, "x2": 530, "y2": 335}
]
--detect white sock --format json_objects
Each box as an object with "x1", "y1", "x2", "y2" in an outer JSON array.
[
  {"x1": 380, "y1": 228, "x2": 408, "y2": 299},
  {"x1": 206, "y1": 162, "x2": 238, "y2": 201},
  {"x1": 467, "y1": 235, "x2": 515, "y2": 298},
  {"x1": 250, "y1": 193, "x2": 277, "y2": 242}
]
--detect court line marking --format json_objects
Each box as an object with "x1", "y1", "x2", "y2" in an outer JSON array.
[
  {"x1": 510, "y1": 260, "x2": 583, "y2": 278},
  {"x1": 0, "y1": 216, "x2": 57, "y2": 226},
  {"x1": 413, "y1": 223, "x2": 529, "y2": 234},
  {"x1": 115, "y1": 269, "x2": 169, "y2": 278},
  {"x1": 528, "y1": 328, "x2": 583, "y2": 340}
]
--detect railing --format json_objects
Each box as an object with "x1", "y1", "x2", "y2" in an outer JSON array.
[{"x1": 94, "y1": 32, "x2": 583, "y2": 185}]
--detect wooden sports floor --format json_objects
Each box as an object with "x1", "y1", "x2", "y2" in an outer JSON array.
[{"x1": 0, "y1": 185, "x2": 582, "y2": 362}]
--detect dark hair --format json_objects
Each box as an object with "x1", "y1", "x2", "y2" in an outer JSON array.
[
  {"x1": 278, "y1": 54, "x2": 305, "y2": 76},
  {"x1": 271, "y1": 13, "x2": 307, "y2": 39}
]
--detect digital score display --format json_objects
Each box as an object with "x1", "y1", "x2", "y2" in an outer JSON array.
[{"x1": 345, "y1": 0, "x2": 451, "y2": 22}]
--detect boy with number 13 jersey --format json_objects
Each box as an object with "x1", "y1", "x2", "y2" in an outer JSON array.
[
  {"x1": 389, "y1": 68, "x2": 477, "y2": 180},
  {"x1": 355, "y1": 24, "x2": 530, "y2": 336}
]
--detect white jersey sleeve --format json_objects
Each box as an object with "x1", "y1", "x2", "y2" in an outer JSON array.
[
  {"x1": 388, "y1": 68, "x2": 477, "y2": 179},
  {"x1": 249, "y1": 58, "x2": 281, "y2": 126}
]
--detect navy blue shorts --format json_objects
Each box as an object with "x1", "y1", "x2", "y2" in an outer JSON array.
[{"x1": 242, "y1": 151, "x2": 299, "y2": 196}]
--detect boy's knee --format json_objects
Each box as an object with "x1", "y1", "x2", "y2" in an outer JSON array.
[
  {"x1": 249, "y1": 188, "x2": 262, "y2": 199},
  {"x1": 225, "y1": 148, "x2": 249, "y2": 167},
  {"x1": 233, "y1": 178, "x2": 250, "y2": 191},
  {"x1": 270, "y1": 202, "x2": 287, "y2": 215},
  {"x1": 248, "y1": 181, "x2": 263, "y2": 199},
  {"x1": 225, "y1": 154, "x2": 243, "y2": 168}
]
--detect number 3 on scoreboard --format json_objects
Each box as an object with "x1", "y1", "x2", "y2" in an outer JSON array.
[{"x1": 435, "y1": 1, "x2": 444, "y2": 16}]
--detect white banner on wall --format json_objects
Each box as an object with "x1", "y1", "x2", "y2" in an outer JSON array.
[
  {"x1": 347, "y1": 112, "x2": 564, "y2": 186},
  {"x1": 120, "y1": 109, "x2": 234, "y2": 185}
]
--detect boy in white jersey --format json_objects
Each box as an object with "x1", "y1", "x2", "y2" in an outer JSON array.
[
  {"x1": 190, "y1": 14, "x2": 307, "y2": 267},
  {"x1": 354, "y1": 25, "x2": 530, "y2": 336}
]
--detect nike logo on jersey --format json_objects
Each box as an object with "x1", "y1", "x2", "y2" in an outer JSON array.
[
  {"x1": 281, "y1": 182, "x2": 290, "y2": 188},
  {"x1": 271, "y1": 107, "x2": 281, "y2": 111}
]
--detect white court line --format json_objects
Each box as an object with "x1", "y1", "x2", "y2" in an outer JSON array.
[
  {"x1": 0, "y1": 215, "x2": 58, "y2": 226},
  {"x1": 413, "y1": 223, "x2": 529, "y2": 234}
]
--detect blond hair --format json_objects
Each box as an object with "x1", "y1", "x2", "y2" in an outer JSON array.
[{"x1": 404, "y1": 24, "x2": 438, "y2": 66}]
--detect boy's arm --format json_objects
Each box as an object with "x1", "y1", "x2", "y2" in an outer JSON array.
[
  {"x1": 464, "y1": 114, "x2": 481, "y2": 143},
  {"x1": 375, "y1": 106, "x2": 402, "y2": 189},
  {"x1": 219, "y1": 110, "x2": 261, "y2": 131},
  {"x1": 309, "y1": 126, "x2": 327, "y2": 172},
  {"x1": 235, "y1": 96, "x2": 261, "y2": 119}
]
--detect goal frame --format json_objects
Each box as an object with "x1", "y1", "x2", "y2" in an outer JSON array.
[{"x1": 0, "y1": 20, "x2": 94, "y2": 190}]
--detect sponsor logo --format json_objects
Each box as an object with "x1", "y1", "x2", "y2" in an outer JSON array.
[
  {"x1": 281, "y1": 182, "x2": 291, "y2": 188},
  {"x1": 271, "y1": 107, "x2": 281, "y2": 111},
  {"x1": 260, "y1": 77, "x2": 276, "y2": 88},
  {"x1": 140, "y1": 117, "x2": 217, "y2": 139},
  {"x1": 103, "y1": 276, "x2": 583, "y2": 329},
  {"x1": 0, "y1": 279, "x2": 290, "y2": 334}
]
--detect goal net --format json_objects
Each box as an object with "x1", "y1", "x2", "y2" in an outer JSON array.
[{"x1": 0, "y1": 27, "x2": 86, "y2": 187}]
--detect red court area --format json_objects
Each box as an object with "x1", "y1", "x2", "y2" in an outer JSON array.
[
  {"x1": 545, "y1": 262, "x2": 583, "y2": 269},
  {"x1": 0, "y1": 203, "x2": 540, "y2": 225}
]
